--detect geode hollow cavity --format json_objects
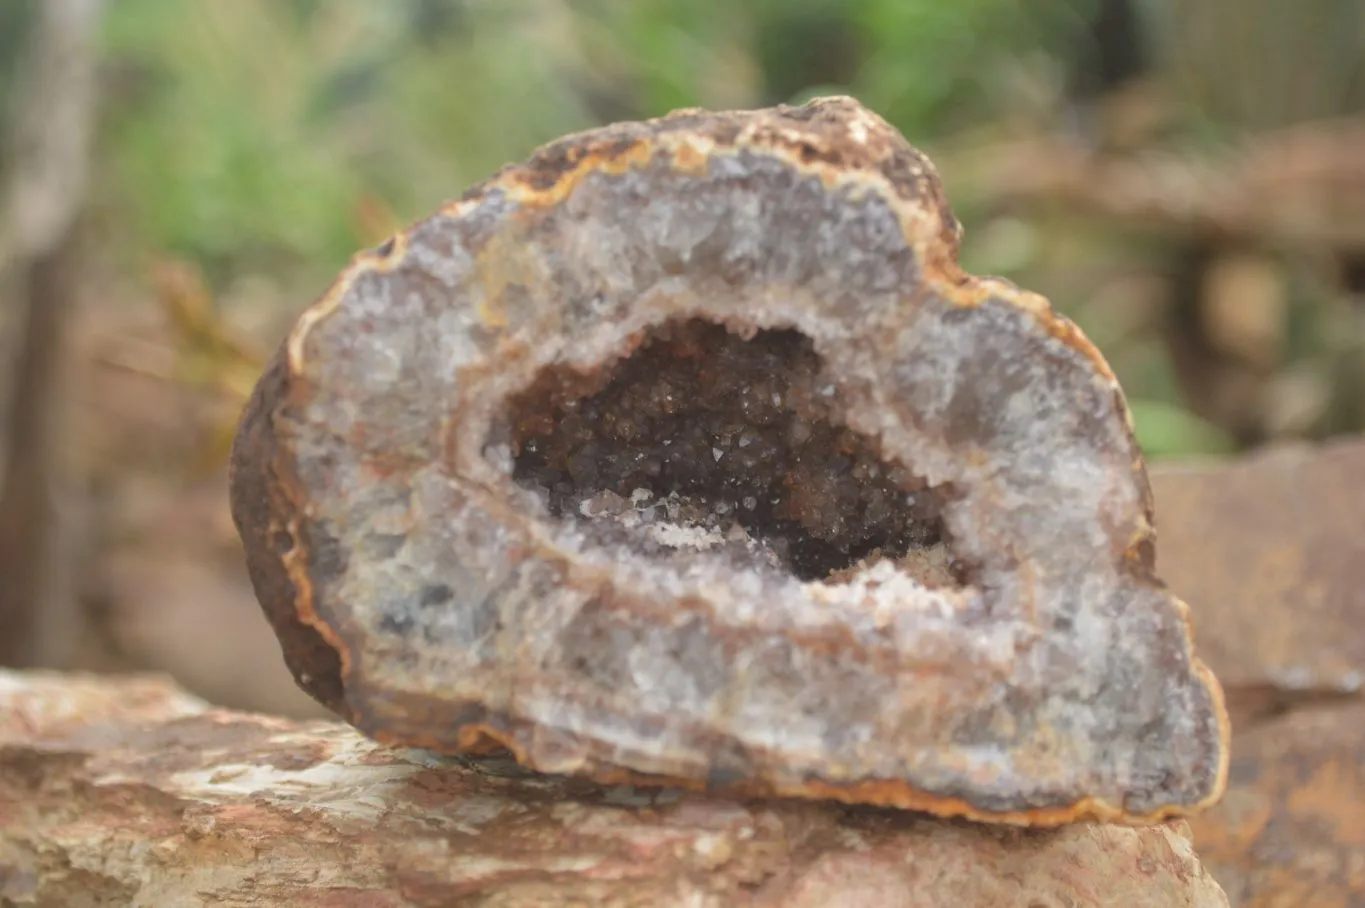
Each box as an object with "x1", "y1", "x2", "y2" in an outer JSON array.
[{"x1": 228, "y1": 96, "x2": 1229, "y2": 826}]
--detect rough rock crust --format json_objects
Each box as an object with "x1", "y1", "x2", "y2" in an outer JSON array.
[
  {"x1": 0, "y1": 670, "x2": 1231, "y2": 907},
  {"x1": 228, "y1": 96, "x2": 1229, "y2": 825}
]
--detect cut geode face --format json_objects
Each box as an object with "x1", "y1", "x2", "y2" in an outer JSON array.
[{"x1": 228, "y1": 96, "x2": 1229, "y2": 825}]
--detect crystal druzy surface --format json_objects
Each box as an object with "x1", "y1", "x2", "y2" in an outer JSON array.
[{"x1": 228, "y1": 96, "x2": 1230, "y2": 825}]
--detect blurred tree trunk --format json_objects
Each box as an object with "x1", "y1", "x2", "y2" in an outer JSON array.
[
  {"x1": 1157, "y1": 0, "x2": 1365, "y2": 132},
  {"x1": 1111, "y1": 0, "x2": 1365, "y2": 446},
  {"x1": 0, "y1": 0, "x2": 104, "y2": 667}
]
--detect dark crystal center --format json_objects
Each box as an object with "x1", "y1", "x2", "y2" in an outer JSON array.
[{"x1": 502, "y1": 319, "x2": 951, "y2": 583}]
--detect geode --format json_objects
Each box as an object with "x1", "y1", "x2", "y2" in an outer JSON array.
[{"x1": 228, "y1": 96, "x2": 1230, "y2": 825}]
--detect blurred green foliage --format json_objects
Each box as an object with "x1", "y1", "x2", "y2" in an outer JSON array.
[
  {"x1": 0, "y1": 0, "x2": 40, "y2": 176},
  {"x1": 45, "y1": 0, "x2": 1361, "y2": 459},
  {"x1": 95, "y1": 0, "x2": 1096, "y2": 282}
]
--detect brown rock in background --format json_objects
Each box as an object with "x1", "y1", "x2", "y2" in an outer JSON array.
[
  {"x1": 1190, "y1": 701, "x2": 1365, "y2": 907},
  {"x1": 1153, "y1": 438, "x2": 1365, "y2": 718},
  {"x1": 1152, "y1": 436, "x2": 1365, "y2": 906},
  {"x1": 0, "y1": 670, "x2": 1229, "y2": 907}
]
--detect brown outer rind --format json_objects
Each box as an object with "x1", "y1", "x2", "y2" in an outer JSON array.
[
  {"x1": 228, "y1": 345, "x2": 349, "y2": 716},
  {"x1": 229, "y1": 96, "x2": 1230, "y2": 826}
]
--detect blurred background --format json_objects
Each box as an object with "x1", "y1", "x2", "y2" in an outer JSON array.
[{"x1": 1, "y1": 0, "x2": 1362, "y2": 715}]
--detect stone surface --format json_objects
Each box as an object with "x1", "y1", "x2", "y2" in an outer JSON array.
[
  {"x1": 1152, "y1": 438, "x2": 1365, "y2": 718},
  {"x1": 0, "y1": 669, "x2": 1229, "y2": 907},
  {"x1": 228, "y1": 96, "x2": 1227, "y2": 825},
  {"x1": 1188, "y1": 700, "x2": 1365, "y2": 908},
  {"x1": 1151, "y1": 438, "x2": 1365, "y2": 906}
]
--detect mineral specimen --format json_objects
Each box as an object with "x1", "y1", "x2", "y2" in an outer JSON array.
[{"x1": 228, "y1": 96, "x2": 1229, "y2": 825}]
